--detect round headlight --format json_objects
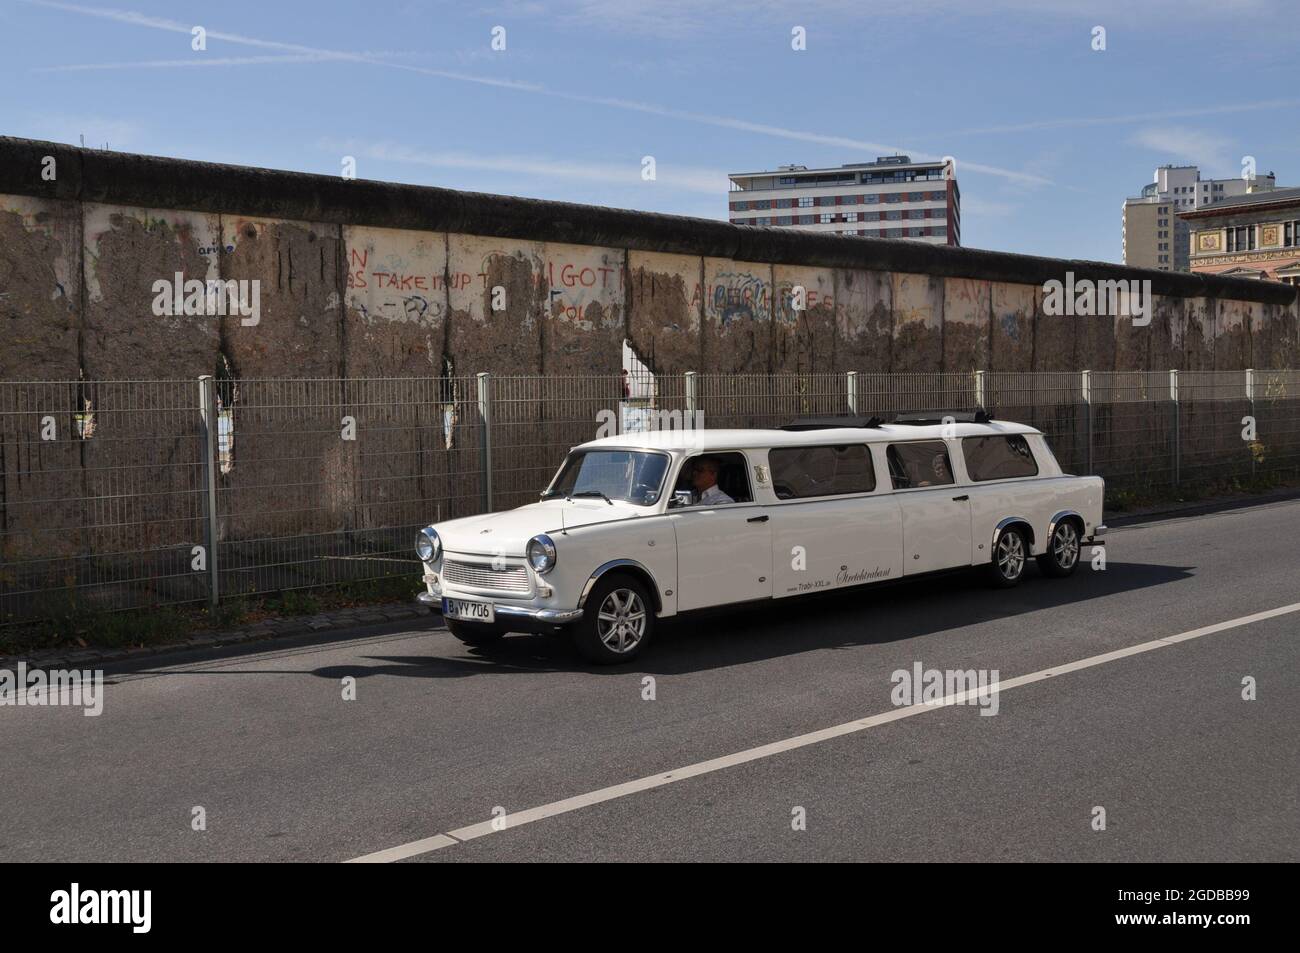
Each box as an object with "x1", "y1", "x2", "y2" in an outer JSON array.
[
  {"x1": 527, "y1": 534, "x2": 557, "y2": 574},
  {"x1": 416, "y1": 526, "x2": 440, "y2": 562}
]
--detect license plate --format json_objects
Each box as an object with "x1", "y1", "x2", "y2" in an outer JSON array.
[{"x1": 442, "y1": 597, "x2": 494, "y2": 623}]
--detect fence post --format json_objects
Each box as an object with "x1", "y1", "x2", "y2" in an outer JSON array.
[
  {"x1": 1245, "y1": 368, "x2": 1255, "y2": 481},
  {"x1": 197, "y1": 375, "x2": 220, "y2": 608},
  {"x1": 1169, "y1": 369, "x2": 1180, "y2": 487},
  {"x1": 684, "y1": 371, "x2": 697, "y2": 421},
  {"x1": 1080, "y1": 370, "x2": 1092, "y2": 475},
  {"x1": 973, "y1": 370, "x2": 986, "y2": 411},
  {"x1": 845, "y1": 370, "x2": 857, "y2": 415},
  {"x1": 476, "y1": 372, "x2": 493, "y2": 512}
]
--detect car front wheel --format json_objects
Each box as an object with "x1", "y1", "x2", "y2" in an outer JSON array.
[
  {"x1": 987, "y1": 525, "x2": 1029, "y2": 588},
  {"x1": 572, "y1": 573, "x2": 655, "y2": 664},
  {"x1": 1037, "y1": 519, "x2": 1081, "y2": 578}
]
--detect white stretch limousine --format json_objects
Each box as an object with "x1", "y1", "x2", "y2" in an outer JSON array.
[{"x1": 416, "y1": 413, "x2": 1105, "y2": 663}]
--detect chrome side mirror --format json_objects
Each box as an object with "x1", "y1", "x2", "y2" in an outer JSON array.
[{"x1": 668, "y1": 489, "x2": 693, "y2": 509}]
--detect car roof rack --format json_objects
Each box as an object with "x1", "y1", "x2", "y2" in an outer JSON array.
[
  {"x1": 891, "y1": 410, "x2": 994, "y2": 426},
  {"x1": 781, "y1": 415, "x2": 885, "y2": 431}
]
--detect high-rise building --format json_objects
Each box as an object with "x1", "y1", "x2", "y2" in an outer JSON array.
[
  {"x1": 1122, "y1": 165, "x2": 1275, "y2": 271},
  {"x1": 727, "y1": 156, "x2": 959, "y2": 246}
]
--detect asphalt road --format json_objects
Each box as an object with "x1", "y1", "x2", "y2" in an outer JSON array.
[{"x1": 2, "y1": 498, "x2": 1297, "y2": 863}]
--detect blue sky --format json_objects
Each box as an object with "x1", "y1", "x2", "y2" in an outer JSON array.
[{"x1": 3, "y1": 0, "x2": 1298, "y2": 262}]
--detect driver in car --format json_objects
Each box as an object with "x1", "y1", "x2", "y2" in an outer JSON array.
[{"x1": 690, "y1": 456, "x2": 734, "y2": 505}]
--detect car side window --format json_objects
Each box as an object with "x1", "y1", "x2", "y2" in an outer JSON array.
[
  {"x1": 886, "y1": 441, "x2": 955, "y2": 489},
  {"x1": 671, "y1": 451, "x2": 753, "y2": 505},
  {"x1": 962, "y1": 435, "x2": 1039, "y2": 481},
  {"x1": 768, "y1": 445, "x2": 875, "y2": 499}
]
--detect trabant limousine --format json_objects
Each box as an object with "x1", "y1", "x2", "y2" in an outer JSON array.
[{"x1": 415, "y1": 413, "x2": 1105, "y2": 664}]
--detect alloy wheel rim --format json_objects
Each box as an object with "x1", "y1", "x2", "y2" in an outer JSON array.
[
  {"x1": 596, "y1": 589, "x2": 647, "y2": 653},
  {"x1": 1053, "y1": 523, "x2": 1079, "y2": 569},
  {"x1": 997, "y1": 532, "x2": 1025, "y2": 579}
]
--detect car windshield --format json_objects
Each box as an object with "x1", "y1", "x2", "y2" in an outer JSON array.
[{"x1": 542, "y1": 450, "x2": 669, "y2": 506}]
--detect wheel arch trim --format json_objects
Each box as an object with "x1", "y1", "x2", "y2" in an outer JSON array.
[
  {"x1": 991, "y1": 516, "x2": 1035, "y2": 552},
  {"x1": 578, "y1": 558, "x2": 664, "y2": 614},
  {"x1": 1046, "y1": 509, "x2": 1085, "y2": 544}
]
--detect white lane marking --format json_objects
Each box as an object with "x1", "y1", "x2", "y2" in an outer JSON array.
[{"x1": 347, "y1": 601, "x2": 1300, "y2": 863}]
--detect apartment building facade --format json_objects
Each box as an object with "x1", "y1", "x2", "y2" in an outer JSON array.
[
  {"x1": 727, "y1": 156, "x2": 960, "y2": 246},
  {"x1": 1182, "y1": 186, "x2": 1300, "y2": 285},
  {"x1": 1122, "y1": 165, "x2": 1275, "y2": 271}
]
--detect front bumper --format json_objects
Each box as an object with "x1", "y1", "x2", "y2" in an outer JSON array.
[{"x1": 417, "y1": 591, "x2": 583, "y2": 629}]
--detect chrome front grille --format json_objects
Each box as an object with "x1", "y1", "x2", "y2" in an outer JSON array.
[{"x1": 442, "y1": 559, "x2": 532, "y2": 593}]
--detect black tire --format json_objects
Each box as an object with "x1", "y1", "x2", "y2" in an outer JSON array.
[
  {"x1": 571, "y1": 573, "x2": 655, "y2": 664},
  {"x1": 1037, "y1": 518, "x2": 1082, "y2": 578},
  {"x1": 986, "y1": 525, "x2": 1029, "y2": 588},
  {"x1": 446, "y1": 618, "x2": 507, "y2": 645}
]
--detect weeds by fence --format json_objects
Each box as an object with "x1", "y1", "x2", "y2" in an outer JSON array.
[{"x1": 1, "y1": 369, "x2": 1297, "y2": 624}]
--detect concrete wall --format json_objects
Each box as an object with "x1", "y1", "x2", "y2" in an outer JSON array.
[
  {"x1": 2, "y1": 137, "x2": 1298, "y2": 608},
  {"x1": 2, "y1": 136, "x2": 1296, "y2": 385}
]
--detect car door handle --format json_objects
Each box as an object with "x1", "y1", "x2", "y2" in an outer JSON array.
[
  {"x1": 747, "y1": 514, "x2": 770, "y2": 523},
  {"x1": 952, "y1": 494, "x2": 969, "y2": 502}
]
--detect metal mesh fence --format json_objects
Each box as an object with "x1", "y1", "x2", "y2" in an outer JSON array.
[{"x1": 2, "y1": 369, "x2": 1297, "y2": 624}]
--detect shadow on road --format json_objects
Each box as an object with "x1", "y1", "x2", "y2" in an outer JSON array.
[
  {"x1": 317, "y1": 559, "x2": 1194, "y2": 680},
  {"x1": 117, "y1": 560, "x2": 1192, "y2": 683}
]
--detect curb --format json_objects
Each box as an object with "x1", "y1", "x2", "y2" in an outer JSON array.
[
  {"x1": 5, "y1": 489, "x2": 1297, "y2": 670},
  {"x1": 1, "y1": 602, "x2": 429, "y2": 669},
  {"x1": 1105, "y1": 486, "x2": 1300, "y2": 527}
]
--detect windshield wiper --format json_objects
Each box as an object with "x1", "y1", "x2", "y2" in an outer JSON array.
[{"x1": 569, "y1": 490, "x2": 615, "y2": 505}]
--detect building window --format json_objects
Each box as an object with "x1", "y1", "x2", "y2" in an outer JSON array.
[
  {"x1": 886, "y1": 193, "x2": 901, "y2": 203},
  {"x1": 755, "y1": 217, "x2": 770, "y2": 226},
  {"x1": 797, "y1": 196, "x2": 813, "y2": 208},
  {"x1": 1227, "y1": 226, "x2": 1255, "y2": 252},
  {"x1": 732, "y1": 201, "x2": 747, "y2": 211},
  {"x1": 846, "y1": 212, "x2": 858, "y2": 222},
  {"x1": 819, "y1": 213, "x2": 833, "y2": 223},
  {"x1": 931, "y1": 208, "x2": 946, "y2": 219}
]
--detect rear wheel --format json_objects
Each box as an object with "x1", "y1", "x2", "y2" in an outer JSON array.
[
  {"x1": 446, "y1": 618, "x2": 506, "y2": 645},
  {"x1": 1037, "y1": 519, "x2": 1081, "y2": 578},
  {"x1": 572, "y1": 573, "x2": 655, "y2": 664},
  {"x1": 987, "y1": 525, "x2": 1029, "y2": 588}
]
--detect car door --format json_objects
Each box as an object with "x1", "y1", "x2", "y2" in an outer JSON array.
[
  {"x1": 887, "y1": 440, "x2": 973, "y2": 574},
  {"x1": 961, "y1": 433, "x2": 1046, "y2": 560},
  {"x1": 766, "y1": 444, "x2": 903, "y2": 597},
  {"x1": 669, "y1": 451, "x2": 773, "y2": 611}
]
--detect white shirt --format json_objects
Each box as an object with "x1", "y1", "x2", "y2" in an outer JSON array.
[{"x1": 698, "y1": 484, "x2": 735, "y2": 506}]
